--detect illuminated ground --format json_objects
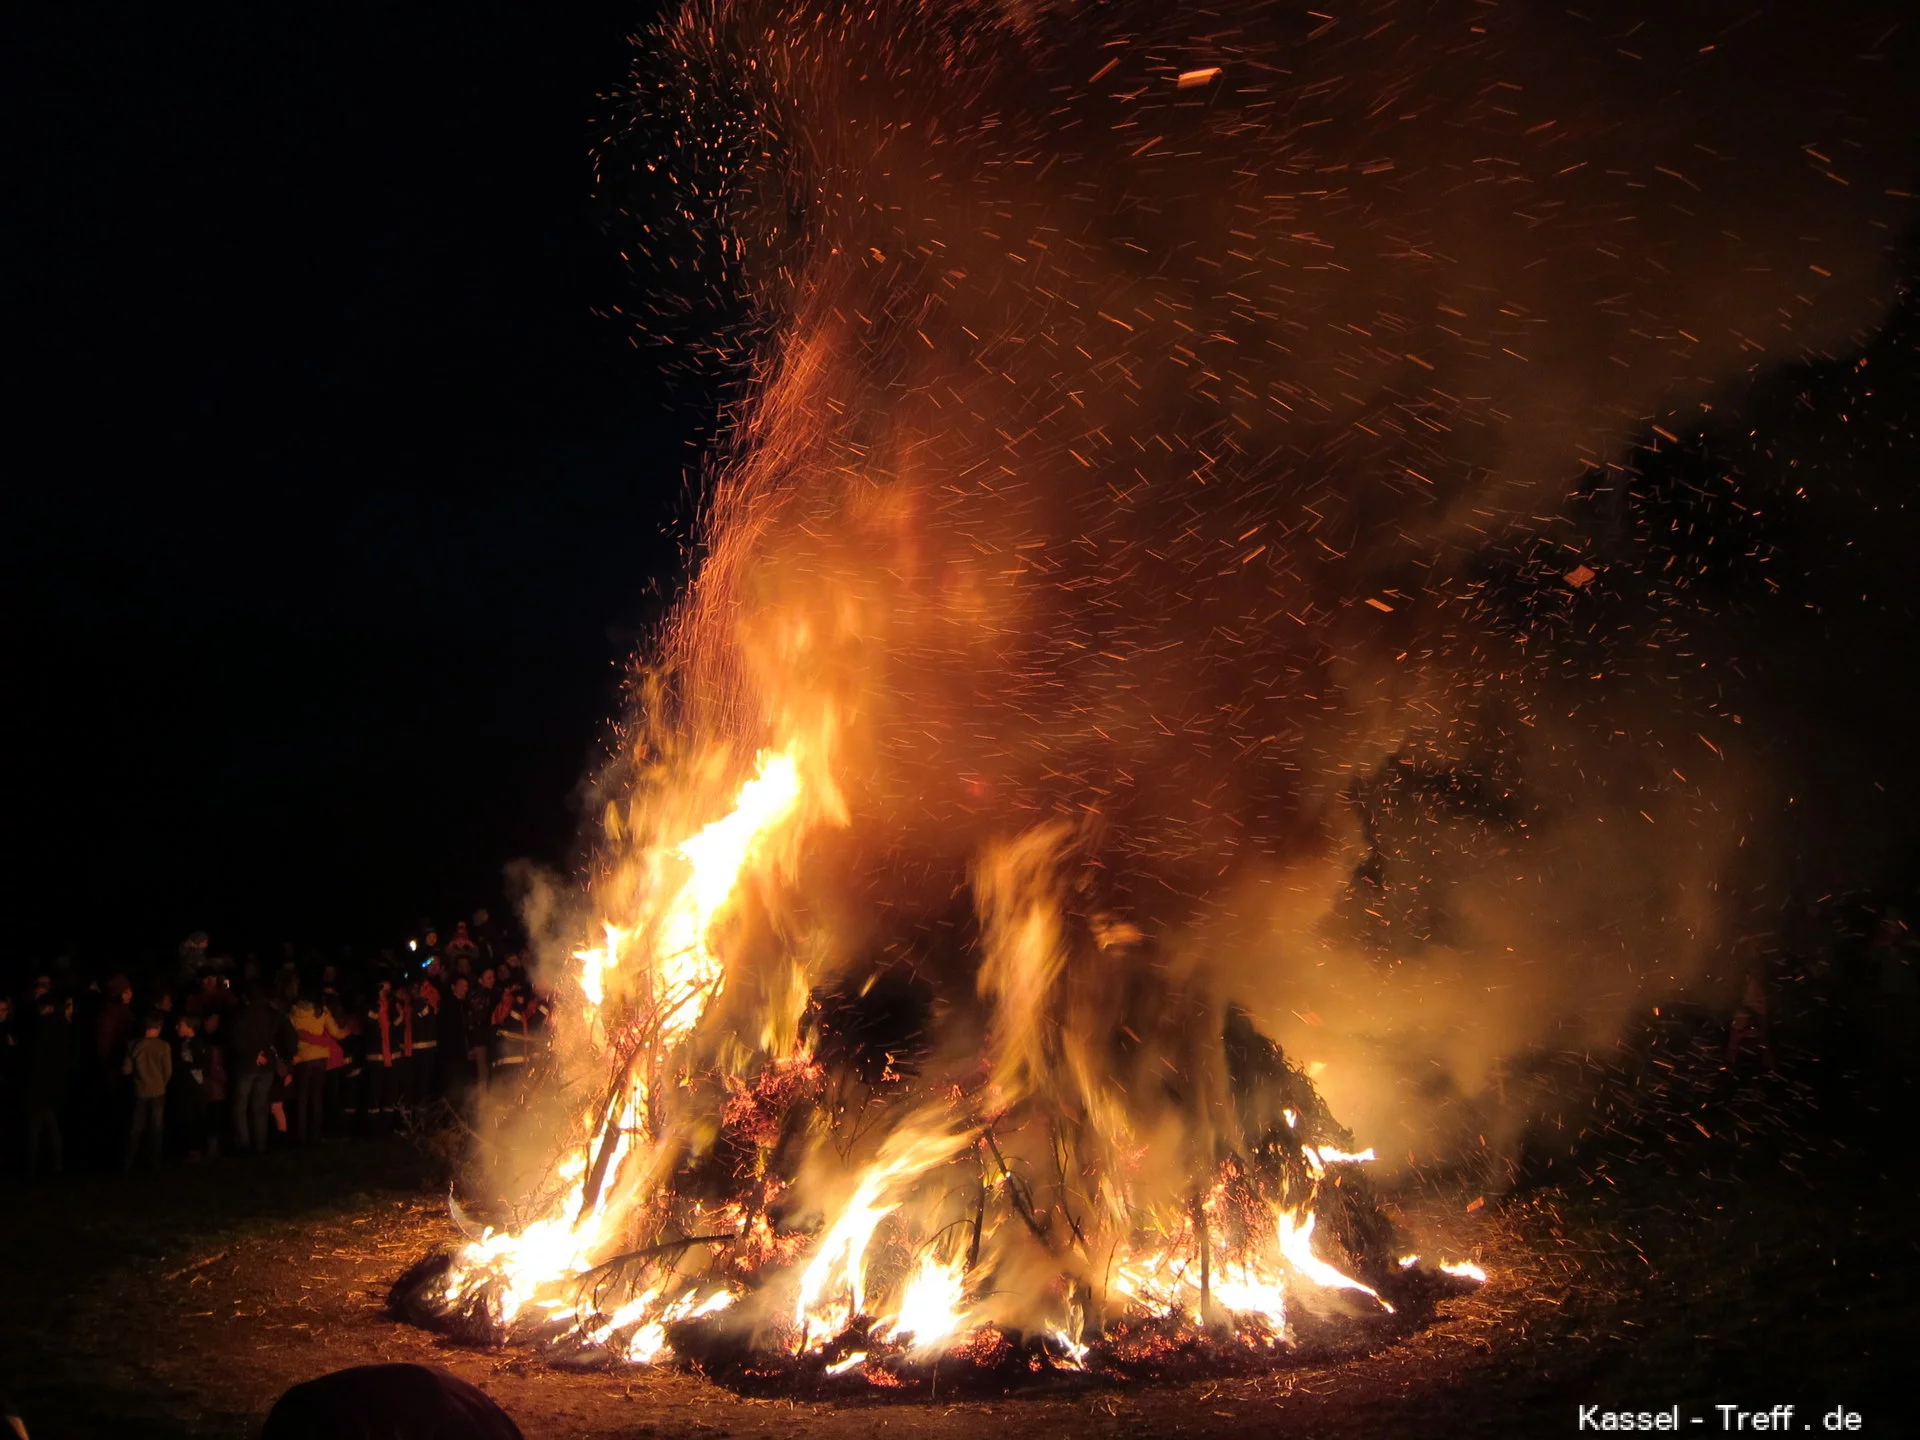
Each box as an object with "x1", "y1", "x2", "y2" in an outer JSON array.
[{"x1": 3, "y1": 1113, "x2": 1911, "y2": 1439}]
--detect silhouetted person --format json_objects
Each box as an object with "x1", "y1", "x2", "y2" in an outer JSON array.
[
  {"x1": 200, "y1": 1008, "x2": 228, "y2": 1158},
  {"x1": 169, "y1": 1013, "x2": 210, "y2": 1159},
  {"x1": 465, "y1": 969, "x2": 496, "y2": 1096},
  {"x1": 1870, "y1": 906, "x2": 1919, "y2": 1088},
  {"x1": 469, "y1": 909, "x2": 499, "y2": 969},
  {"x1": 1725, "y1": 965, "x2": 1775, "y2": 1073},
  {"x1": 230, "y1": 984, "x2": 283, "y2": 1155},
  {"x1": 93, "y1": 978, "x2": 134, "y2": 1073},
  {"x1": 409, "y1": 980, "x2": 440, "y2": 1103},
  {"x1": 91, "y1": 977, "x2": 135, "y2": 1164},
  {"x1": 177, "y1": 929, "x2": 211, "y2": 986},
  {"x1": 0, "y1": 997, "x2": 20, "y2": 1175},
  {"x1": 322, "y1": 983, "x2": 351, "y2": 1136},
  {"x1": 440, "y1": 976, "x2": 473, "y2": 1108},
  {"x1": 24, "y1": 994, "x2": 70, "y2": 1178}
]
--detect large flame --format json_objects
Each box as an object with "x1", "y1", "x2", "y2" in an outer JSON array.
[
  {"x1": 432, "y1": 723, "x2": 1480, "y2": 1365},
  {"x1": 444, "y1": 743, "x2": 820, "y2": 1342},
  {"x1": 430, "y1": 718, "x2": 1484, "y2": 1367}
]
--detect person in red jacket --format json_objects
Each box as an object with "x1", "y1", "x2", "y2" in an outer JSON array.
[{"x1": 364, "y1": 979, "x2": 412, "y2": 1135}]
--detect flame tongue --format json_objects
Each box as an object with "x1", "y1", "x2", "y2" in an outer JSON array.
[
  {"x1": 654, "y1": 750, "x2": 803, "y2": 1042},
  {"x1": 1274, "y1": 1209, "x2": 1393, "y2": 1314},
  {"x1": 792, "y1": 1121, "x2": 976, "y2": 1340}
]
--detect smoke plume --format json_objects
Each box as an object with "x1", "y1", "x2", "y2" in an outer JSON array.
[{"x1": 588, "y1": 0, "x2": 1918, "y2": 1171}]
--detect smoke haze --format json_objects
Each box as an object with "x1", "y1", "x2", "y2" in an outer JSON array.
[{"x1": 590, "y1": 0, "x2": 1919, "y2": 1168}]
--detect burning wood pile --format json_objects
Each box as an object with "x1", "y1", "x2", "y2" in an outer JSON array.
[{"x1": 392, "y1": 749, "x2": 1485, "y2": 1387}]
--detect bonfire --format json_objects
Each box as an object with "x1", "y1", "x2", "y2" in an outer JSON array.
[
  {"x1": 393, "y1": 746, "x2": 1485, "y2": 1386},
  {"x1": 385, "y1": 0, "x2": 1906, "y2": 1386}
]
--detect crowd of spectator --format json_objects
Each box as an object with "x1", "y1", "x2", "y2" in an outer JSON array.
[
  {"x1": 0, "y1": 912, "x2": 552, "y2": 1180},
  {"x1": 4, "y1": 894, "x2": 1915, "y2": 1185}
]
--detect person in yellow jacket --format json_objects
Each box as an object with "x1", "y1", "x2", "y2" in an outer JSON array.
[{"x1": 289, "y1": 990, "x2": 346, "y2": 1146}]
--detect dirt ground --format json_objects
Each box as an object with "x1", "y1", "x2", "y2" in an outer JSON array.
[{"x1": 1, "y1": 1120, "x2": 1914, "y2": 1440}]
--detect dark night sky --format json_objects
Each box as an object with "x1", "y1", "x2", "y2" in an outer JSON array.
[
  {"x1": 10, "y1": 2, "x2": 1920, "y2": 975},
  {"x1": 14, "y1": 1, "x2": 708, "y2": 963}
]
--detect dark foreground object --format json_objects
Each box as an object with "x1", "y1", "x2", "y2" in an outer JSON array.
[{"x1": 261, "y1": 1366, "x2": 521, "y2": 1440}]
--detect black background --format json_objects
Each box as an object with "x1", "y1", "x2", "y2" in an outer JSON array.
[{"x1": 13, "y1": 1, "x2": 701, "y2": 963}]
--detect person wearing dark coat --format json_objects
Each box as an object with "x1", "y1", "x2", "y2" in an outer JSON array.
[
  {"x1": 321, "y1": 977, "x2": 351, "y2": 1134},
  {"x1": 409, "y1": 981, "x2": 441, "y2": 1104},
  {"x1": 0, "y1": 997, "x2": 21, "y2": 1172},
  {"x1": 489, "y1": 981, "x2": 547, "y2": 1106},
  {"x1": 90, "y1": 978, "x2": 135, "y2": 1166},
  {"x1": 92, "y1": 980, "x2": 134, "y2": 1073},
  {"x1": 25, "y1": 995, "x2": 72, "y2": 1178},
  {"x1": 439, "y1": 976, "x2": 473, "y2": 1107},
  {"x1": 465, "y1": 971, "x2": 496, "y2": 1097},
  {"x1": 229, "y1": 987, "x2": 289, "y2": 1155},
  {"x1": 168, "y1": 1014, "x2": 210, "y2": 1159},
  {"x1": 341, "y1": 1000, "x2": 367, "y2": 1133},
  {"x1": 199, "y1": 1009, "x2": 229, "y2": 1158}
]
